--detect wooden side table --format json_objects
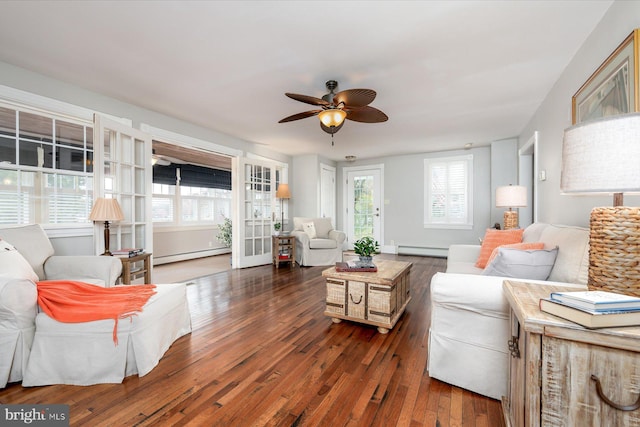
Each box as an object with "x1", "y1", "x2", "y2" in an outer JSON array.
[
  {"x1": 272, "y1": 235, "x2": 296, "y2": 268},
  {"x1": 502, "y1": 280, "x2": 640, "y2": 426},
  {"x1": 119, "y1": 252, "x2": 152, "y2": 285}
]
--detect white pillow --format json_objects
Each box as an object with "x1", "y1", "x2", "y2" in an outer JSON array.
[
  {"x1": 482, "y1": 246, "x2": 559, "y2": 280},
  {"x1": 302, "y1": 222, "x2": 317, "y2": 239},
  {"x1": 0, "y1": 239, "x2": 38, "y2": 282}
]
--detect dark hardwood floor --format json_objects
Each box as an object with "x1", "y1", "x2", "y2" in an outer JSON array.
[{"x1": 0, "y1": 255, "x2": 505, "y2": 426}]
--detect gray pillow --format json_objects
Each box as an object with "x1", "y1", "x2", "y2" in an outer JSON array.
[{"x1": 482, "y1": 246, "x2": 559, "y2": 280}]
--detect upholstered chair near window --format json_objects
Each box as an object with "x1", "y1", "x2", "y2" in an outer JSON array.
[{"x1": 290, "y1": 217, "x2": 346, "y2": 266}]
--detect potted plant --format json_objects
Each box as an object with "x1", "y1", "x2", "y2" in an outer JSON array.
[
  {"x1": 217, "y1": 216, "x2": 232, "y2": 248},
  {"x1": 353, "y1": 236, "x2": 379, "y2": 266},
  {"x1": 274, "y1": 222, "x2": 281, "y2": 236}
]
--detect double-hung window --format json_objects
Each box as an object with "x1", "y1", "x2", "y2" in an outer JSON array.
[
  {"x1": 424, "y1": 154, "x2": 473, "y2": 229},
  {"x1": 0, "y1": 105, "x2": 93, "y2": 225}
]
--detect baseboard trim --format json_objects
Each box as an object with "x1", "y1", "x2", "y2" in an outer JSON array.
[{"x1": 397, "y1": 245, "x2": 448, "y2": 258}]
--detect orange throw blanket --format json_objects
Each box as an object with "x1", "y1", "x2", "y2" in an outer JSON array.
[{"x1": 37, "y1": 280, "x2": 157, "y2": 345}]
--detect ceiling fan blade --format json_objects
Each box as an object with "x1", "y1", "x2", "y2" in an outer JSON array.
[
  {"x1": 345, "y1": 106, "x2": 389, "y2": 123},
  {"x1": 285, "y1": 93, "x2": 330, "y2": 107},
  {"x1": 320, "y1": 121, "x2": 344, "y2": 134},
  {"x1": 334, "y1": 88, "x2": 376, "y2": 108},
  {"x1": 278, "y1": 110, "x2": 322, "y2": 123}
]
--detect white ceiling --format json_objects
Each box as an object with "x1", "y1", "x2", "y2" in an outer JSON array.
[{"x1": 0, "y1": 1, "x2": 613, "y2": 161}]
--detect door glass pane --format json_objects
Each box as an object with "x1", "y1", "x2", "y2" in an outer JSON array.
[{"x1": 353, "y1": 175, "x2": 374, "y2": 240}]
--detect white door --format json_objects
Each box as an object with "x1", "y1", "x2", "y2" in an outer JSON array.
[
  {"x1": 94, "y1": 115, "x2": 153, "y2": 257},
  {"x1": 232, "y1": 156, "x2": 278, "y2": 268},
  {"x1": 345, "y1": 166, "x2": 383, "y2": 248},
  {"x1": 320, "y1": 163, "x2": 336, "y2": 223}
]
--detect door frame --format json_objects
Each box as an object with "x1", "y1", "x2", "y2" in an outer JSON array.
[{"x1": 342, "y1": 164, "x2": 384, "y2": 249}]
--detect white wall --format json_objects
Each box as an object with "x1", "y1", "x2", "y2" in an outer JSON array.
[
  {"x1": 519, "y1": 1, "x2": 640, "y2": 227},
  {"x1": 336, "y1": 145, "x2": 493, "y2": 253}
]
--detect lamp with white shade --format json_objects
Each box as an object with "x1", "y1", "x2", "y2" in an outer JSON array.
[
  {"x1": 89, "y1": 197, "x2": 124, "y2": 256},
  {"x1": 496, "y1": 185, "x2": 527, "y2": 229},
  {"x1": 561, "y1": 112, "x2": 640, "y2": 296}
]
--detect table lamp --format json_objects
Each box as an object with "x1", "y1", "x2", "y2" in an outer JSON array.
[
  {"x1": 89, "y1": 197, "x2": 124, "y2": 256},
  {"x1": 561, "y1": 112, "x2": 640, "y2": 296},
  {"x1": 275, "y1": 183, "x2": 291, "y2": 232},
  {"x1": 496, "y1": 185, "x2": 527, "y2": 229}
]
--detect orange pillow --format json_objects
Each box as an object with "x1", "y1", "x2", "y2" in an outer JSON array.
[
  {"x1": 475, "y1": 228, "x2": 524, "y2": 268},
  {"x1": 485, "y1": 242, "x2": 545, "y2": 267}
]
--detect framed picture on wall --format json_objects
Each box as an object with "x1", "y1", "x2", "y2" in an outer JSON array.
[{"x1": 572, "y1": 29, "x2": 639, "y2": 124}]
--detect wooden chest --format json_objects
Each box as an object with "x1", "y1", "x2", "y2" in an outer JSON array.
[
  {"x1": 502, "y1": 280, "x2": 640, "y2": 427},
  {"x1": 322, "y1": 260, "x2": 411, "y2": 334}
]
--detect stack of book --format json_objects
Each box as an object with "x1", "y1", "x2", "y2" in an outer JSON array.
[
  {"x1": 112, "y1": 248, "x2": 144, "y2": 258},
  {"x1": 335, "y1": 260, "x2": 378, "y2": 272},
  {"x1": 539, "y1": 290, "x2": 640, "y2": 328}
]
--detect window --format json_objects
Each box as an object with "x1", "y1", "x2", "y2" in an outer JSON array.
[
  {"x1": 0, "y1": 105, "x2": 94, "y2": 225},
  {"x1": 152, "y1": 164, "x2": 231, "y2": 225},
  {"x1": 424, "y1": 154, "x2": 473, "y2": 229}
]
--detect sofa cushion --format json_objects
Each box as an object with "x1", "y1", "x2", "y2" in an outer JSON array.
[
  {"x1": 475, "y1": 228, "x2": 524, "y2": 269},
  {"x1": 0, "y1": 224, "x2": 55, "y2": 280},
  {"x1": 302, "y1": 222, "x2": 317, "y2": 239},
  {"x1": 538, "y1": 224, "x2": 589, "y2": 285},
  {"x1": 309, "y1": 238, "x2": 338, "y2": 250},
  {"x1": 482, "y1": 246, "x2": 559, "y2": 280},
  {"x1": 486, "y1": 242, "x2": 544, "y2": 266},
  {"x1": 0, "y1": 275, "x2": 37, "y2": 330},
  {"x1": 0, "y1": 239, "x2": 38, "y2": 282}
]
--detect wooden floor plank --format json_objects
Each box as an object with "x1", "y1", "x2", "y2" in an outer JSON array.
[{"x1": 0, "y1": 255, "x2": 505, "y2": 426}]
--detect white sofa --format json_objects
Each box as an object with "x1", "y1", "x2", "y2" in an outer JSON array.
[
  {"x1": 291, "y1": 217, "x2": 346, "y2": 266},
  {"x1": 428, "y1": 223, "x2": 590, "y2": 400}
]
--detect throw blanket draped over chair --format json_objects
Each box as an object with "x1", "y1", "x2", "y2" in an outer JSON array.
[{"x1": 37, "y1": 280, "x2": 156, "y2": 344}]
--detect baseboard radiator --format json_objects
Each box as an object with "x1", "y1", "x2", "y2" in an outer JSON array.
[
  {"x1": 154, "y1": 248, "x2": 230, "y2": 266},
  {"x1": 397, "y1": 245, "x2": 448, "y2": 258}
]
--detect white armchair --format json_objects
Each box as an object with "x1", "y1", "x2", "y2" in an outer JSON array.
[
  {"x1": 291, "y1": 217, "x2": 346, "y2": 266},
  {"x1": 0, "y1": 223, "x2": 122, "y2": 388}
]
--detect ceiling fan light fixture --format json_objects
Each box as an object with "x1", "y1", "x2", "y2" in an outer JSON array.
[{"x1": 318, "y1": 109, "x2": 347, "y2": 128}]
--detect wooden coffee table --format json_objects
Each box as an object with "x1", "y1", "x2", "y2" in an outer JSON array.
[{"x1": 321, "y1": 259, "x2": 412, "y2": 333}]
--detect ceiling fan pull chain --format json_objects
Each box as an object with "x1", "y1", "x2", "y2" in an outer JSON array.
[{"x1": 331, "y1": 133, "x2": 334, "y2": 146}]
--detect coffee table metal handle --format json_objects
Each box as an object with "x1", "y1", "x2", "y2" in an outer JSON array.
[{"x1": 350, "y1": 294, "x2": 363, "y2": 305}]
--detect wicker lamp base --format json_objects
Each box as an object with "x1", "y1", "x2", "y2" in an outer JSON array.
[
  {"x1": 589, "y1": 206, "x2": 640, "y2": 297},
  {"x1": 503, "y1": 210, "x2": 519, "y2": 230}
]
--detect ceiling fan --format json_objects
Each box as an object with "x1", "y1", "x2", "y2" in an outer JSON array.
[{"x1": 278, "y1": 80, "x2": 388, "y2": 144}]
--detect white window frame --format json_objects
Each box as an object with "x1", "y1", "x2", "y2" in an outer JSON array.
[{"x1": 424, "y1": 154, "x2": 473, "y2": 230}]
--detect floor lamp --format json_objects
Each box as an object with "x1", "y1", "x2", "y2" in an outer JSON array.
[
  {"x1": 276, "y1": 183, "x2": 291, "y2": 231},
  {"x1": 496, "y1": 185, "x2": 527, "y2": 229},
  {"x1": 561, "y1": 112, "x2": 640, "y2": 297},
  {"x1": 89, "y1": 197, "x2": 124, "y2": 256}
]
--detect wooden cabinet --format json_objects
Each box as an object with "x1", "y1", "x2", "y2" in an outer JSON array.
[
  {"x1": 272, "y1": 235, "x2": 296, "y2": 268},
  {"x1": 502, "y1": 281, "x2": 640, "y2": 427},
  {"x1": 321, "y1": 260, "x2": 411, "y2": 334}
]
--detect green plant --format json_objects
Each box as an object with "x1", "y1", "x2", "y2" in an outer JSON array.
[
  {"x1": 353, "y1": 236, "x2": 379, "y2": 257},
  {"x1": 274, "y1": 222, "x2": 281, "y2": 231},
  {"x1": 217, "y1": 216, "x2": 232, "y2": 248}
]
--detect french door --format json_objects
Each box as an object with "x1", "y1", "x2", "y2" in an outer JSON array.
[
  {"x1": 345, "y1": 166, "x2": 383, "y2": 248},
  {"x1": 232, "y1": 157, "x2": 278, "y2": 268},
  {"x1": 93, "y1": 115, "x2": 153, "y2": 257}
]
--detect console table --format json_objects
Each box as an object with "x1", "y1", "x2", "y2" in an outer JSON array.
[
  {"x1": 322, "y1": 260, "x2": 411, "y2": 334},
  {"x1": 502, "y1": 280, "x2": 640, "y2": 426}
]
